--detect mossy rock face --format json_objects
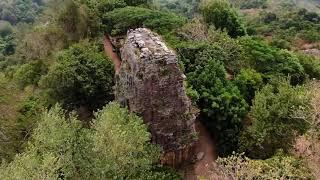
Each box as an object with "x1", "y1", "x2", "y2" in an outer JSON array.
[{"x1": 116, "y1": 28, "x2": 197, "y2": 167}]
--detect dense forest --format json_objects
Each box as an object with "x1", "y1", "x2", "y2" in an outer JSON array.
[{"x1": 0, "y1": 0, "x2": 320, "y2": 179}]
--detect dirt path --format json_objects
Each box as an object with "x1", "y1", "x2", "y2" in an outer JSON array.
[
  {"x1": 184, "y1": 121, "x2": 218, "y2": 180},
  {"x1": 103, "y1": 34, "x2": 121, "y2": 73}
]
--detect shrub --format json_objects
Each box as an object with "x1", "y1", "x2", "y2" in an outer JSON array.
[
  {"x1": 177, "y1": 37, "x2": 245, "y2": 74},
  {"x1": 0, "y1": 21, "x2": 13, "y2": 37},
  {"x1": 263, "y1": 12, "x2": 278, "y2": 23},
  {"x1": 180, "y1": 44, "x2": 248, "y2": 155},
  {"x1": 84, "y1": 0, "x2": 150, "y2": 15},
  {"x1": 39, "y1": 42, "x2": 114, "y2": 111},
  {"x1": 239, "y1": 79, "x2": 312, "y2": 158},
  {"x1": 302, "y1": 29, "x2": 320, "y2": 43},
  {"x1": 240, "y1": 0, "x2": 268, "y2": 9},
  {"x1": 155, "y1": 0, "x2": 200, "y2": 18},
  {"x1": 200, "y1": 0, "x2": 246, "y2": 38},
  {"x1": 176, "y1": 18, "x2": 208, "y2": 42},
  {"x1": 56, "y1": 0, "x2": 97, "y2": 41},
  {"x1": 103, "y1": 6, "x2": 186, "y2": 36},
  {"x1": 298, "y1": 53, "x2": 320, "y2": 80},
  {"x1": 0, "y1": 73, "x2": 23, "y2": 162},
  {"x1": 239, "y1": 37, "x2": 306, "y2": 84},
  {"x1": 234, "y1": 69, "x2": 263, "y2": 104},
  {"x1": 125, "y1": 0, "x2": 150, "y2": 6},
  {"x1": 13, "y1": 61, "x2": 48, "y2": 89},
  {"x1": 15, "y1": 25, "x2": 68, "y2": 61},
  {"x1": 0, "y1": 35, "x2": 15, "y2": 56},
  {"x1": 0, "y1": 103, "x2": 181, "y2": 179},
  {"x1": 206, "y1": 29, "x2": 247, "y2": 73},
  {"x1": 293, "y1": 81, "x2": 320, "y2": 178},
  {"x1": 0, "y1": 105, "x2": 96, "y2": 179},
  {"x1": 0, "y1": 0, "x2": 41, "y2": 24},
  {"x1": 85, "y1": 0, "x2": 127, "y2": 13},
  {"x1": 270, "y1": 38, "x2": 291, "y2": 50},
  {"x1": 216, "y1": 152, "x2": 313, "y2": 179},
  {"x1": 17, "y1": 96, "x2": 43, "y2": 140},
  {"x1": 92, "y1": 102, "x2": 162, "y2": 179}
]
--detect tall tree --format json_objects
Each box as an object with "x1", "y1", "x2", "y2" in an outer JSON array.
[
  {"x1": 40, "y1": 42, "x2": 114, "y2": 112},
  {"x1": 200, "y1": 0, "x2": 246, "y2": 37}
]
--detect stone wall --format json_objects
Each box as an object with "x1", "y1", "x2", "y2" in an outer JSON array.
[{"x1": 115, "y1": 28, "x2": 197, "y2": 167}]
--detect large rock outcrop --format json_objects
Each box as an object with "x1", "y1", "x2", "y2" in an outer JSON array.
[{"x1": 115, "y1": 28, "x2": 197, "y2": 167}]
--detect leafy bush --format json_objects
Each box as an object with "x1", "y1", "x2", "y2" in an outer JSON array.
[
  {"x1": 176, "y1": 35, "x2": 245, "y2": 74},
  {"x1": 84, "y1": 0, "x2": 150, "y2": 14},
  {"x1": 179, "y1": 43, "x2": 248, "y2": 155},
  {"x1": 13, "y1": 61, "x2": 48, "y2": 89},
  {"x1": 270, "y1": 38, "x2": 291, "y2": 50},
  {"x1": 263, "y1": 12, "x2": 278, "y2": 23},
  {"x1": 298, "y1": 54, "x2": 320, "y2": 80},
  {"x1": 239, "y1": 79, "x2": 312, "y2": 158},
  {"x1": 294, "y1": 81, "x2": 320, "y2": 178},
  {"x1": 0, "y1": 103, "x2": 181, "y2": 179},
  {"x1": 200, "y1": 0, "x2": 246, "y2": 38},
  {"x1": 234, "y1": 69, "x2": 263, "y2": 104},
  {"x1": 239, "y1": 37, "x2": 306, "y2": 84},
  {"x1": 17, "y1": 96, "x2": 43, "y2": 140},
  {"x1": 0, "y1": 0, "x2": 41, "y2": 24},
  {"x1": 57, "y1": 0, "x2": 95, "y2": 41},
  {"x1": 125, "y1": 0, "x2": 150, "y2": 6},
  {"x1": 216, "y1": 152, "x2": 313, "y2": 179},
  {"x1": 15, "y1": 26, "x2": 68, "y2": 61},
  {"x1": 0, "y1": 73, "x2": 23, "y2": 162},
  {"x1": 0, "y1": 104, "x2": 97, "y2": 179},
  {"x1": 178, "y1": 43, "x2": 227, "y2": 72},
  {"x1": 155, "y1": 0, "x2": 200, "y2": 18},
  {"x1": 185, "y1": 83, "x2": 200, "y2": 104},
  {"x1": 302, "y1": 29, "x2": 320, "y2": 43},
  {"x1": 40, "y1": 42, "x2": 114, "y2": 111},
  {"x1": 244, "y1": 7, "x2": 320, "y2": 49},
  {"x1": 103, "y1": 6, "x2": 186, "y2": 36},
  {"x1": 0, "y1": 35, "x2": 15, "y2": 56},
  {"x1": 206, "y1": 29, "x2": 247, "y2": 73},
  {"x1": 92, "y1": 102, "x2": 163, "y2": 179},
  {"x1": 0, "y1": 73, "x2": 41, "y2": 162},
  {"x1": 239, "y1": 0, "x2": 268, "y2": 9},
  {"x1": 0, "y1": 21, "x2": 13, "y2": 37}
]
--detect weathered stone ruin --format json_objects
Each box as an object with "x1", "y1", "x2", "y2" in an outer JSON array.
[{"x1": 115, "y1": 28, "x2": 197, "y2": 167}]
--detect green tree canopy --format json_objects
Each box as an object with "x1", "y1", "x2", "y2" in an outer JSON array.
[
  {"x1": 56, "y1": 0, "x2": 94, "y2": 41},
  {"x1": 179, "y1": 42, "x2": 248, "y2": 155},
  {"x1": 200, "y1": 0, "x2": 246, "y2": 37},
  {"x1": 13, "y1": 61, "x2": 48, "y2": 89},
  {"x1": 92, "y1": 102, "x2": 164, "y2": 179},
  {"x1": 154, "y1": 0, "x2": 200, "y2": 18},
  {"x1": 0, "y1": 103, "x2": 180, "y2": 179},
  {"x1": 216, "y1": 152, "x2": 313, "y2": 179},
  {"x1": 240, "y1": 79, "x2": 312, "y2": 159},
  {"x1": 40, "y1": 42, "x2": 114, "y2": 111},
  {"x1": 239, "y1": 37, "x2": 307, "y2": 84},
  {"x1": 0, "y1": 0, "x2": 41, "y2": 24},
  {"x1": 0, "y1": 21, "x2": 13, "y2": 37},
  {"x1": 297, "y1": 53, "x2": 320, "y2": 80},
  {"x1": 103, "y1": 6, "x2": 186, "y2": 36},
  {"x1": 234, "y1": 69, "x2": 263, "y2": 104},
  {"x1": 0, "y1": 35, "x2": 15, "y2": 56}
]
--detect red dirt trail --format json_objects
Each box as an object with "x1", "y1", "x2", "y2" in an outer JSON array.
[
  {"x1": 103, "y1": 34, "x2": 121, "y2": 73},
  {"x1": 184, "y1": 121, "x2": 218, "y2": 180}
]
